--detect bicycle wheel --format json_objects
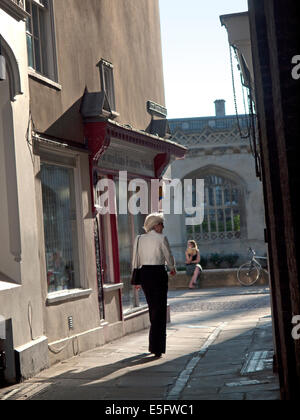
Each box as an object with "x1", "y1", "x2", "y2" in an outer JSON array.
[{"x1": 237, "y1": 262, "x2": 260, "y2": 286}]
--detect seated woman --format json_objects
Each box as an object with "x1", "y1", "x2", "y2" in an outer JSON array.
[{"x1": 185, "y1": 240, "x2": 202, "y2": 289}]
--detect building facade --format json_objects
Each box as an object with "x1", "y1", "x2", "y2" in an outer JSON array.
[
  {"x1": 0, "y1": 0, "x2": 185, "y2": 383},
  {"x1": 164, "y1": 100, "x2": 266, "y2": 267},
  {"x1": 0, "y1": 0, "x2": 47, "y2": 382}
]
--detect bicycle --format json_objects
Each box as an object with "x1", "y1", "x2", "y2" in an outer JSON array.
[{"x1": 237, "y1": 248, "x2": 268, "y2": 286}]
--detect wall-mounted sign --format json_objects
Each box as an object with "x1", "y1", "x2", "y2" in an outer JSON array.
[
  {"x1": 97, "y1": 150, "x2": 154, "y2": 177},
  {"x1": 147, "y1": 101, "x2": 167, "y2": 118}
]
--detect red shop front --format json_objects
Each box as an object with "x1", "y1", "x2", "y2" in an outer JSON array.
[{"x1": 84, "y1": 119, "x2": 186, "y2": 327}]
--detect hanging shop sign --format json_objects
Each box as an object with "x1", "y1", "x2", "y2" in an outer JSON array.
[{"x1": 97, "y1": 149, "x2": 154, "y2": 177}]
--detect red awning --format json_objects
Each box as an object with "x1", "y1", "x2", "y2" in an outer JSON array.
[{"x1": 84, "y1": 120, "x2": 187, "y2": 178}]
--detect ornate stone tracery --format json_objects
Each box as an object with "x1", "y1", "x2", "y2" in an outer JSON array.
[{"x1": 171, "y1": 126, "x2": 250, "y2": 153}]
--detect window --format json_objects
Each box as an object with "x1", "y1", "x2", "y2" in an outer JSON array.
[
  {"x1": 115, "y1": 178, "x2": 146, "y2": 313},
  {"x1": 98, "y1": 59, "x2": 116, "y2": 111},
  {"x1": 41, "y1": 162, "x2": 80, "y2": 293},
  {"x1": 186, "y1": 175, "x2": 242, "y2": 242},
  {"x1": 25, "y1": 0, "x2": 57, "y2": 80}
]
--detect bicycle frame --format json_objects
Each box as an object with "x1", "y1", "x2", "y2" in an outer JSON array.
[
  {"x1": 248, "y1": 248, "x2": 268, "y2": 273},
  {"x1": 237, "y1": 248, "x2": 269, "y2": 286}
]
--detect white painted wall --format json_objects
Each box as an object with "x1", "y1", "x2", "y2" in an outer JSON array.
[{"x1": 0, "y1": 9, "x2": 45, "y2": 353}]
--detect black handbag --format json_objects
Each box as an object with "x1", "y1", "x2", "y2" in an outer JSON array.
[{"x1": 131, "y1": 235, "x2": 142, "y2": 285}]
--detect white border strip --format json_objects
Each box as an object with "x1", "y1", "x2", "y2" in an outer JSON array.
[{"x1": 166, "y1": 322, "x2": 228, "y2": 400}]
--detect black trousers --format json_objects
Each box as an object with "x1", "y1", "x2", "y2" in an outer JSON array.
[{"x1": 140, "y1": 265, "x2": 168, "y2": 354}]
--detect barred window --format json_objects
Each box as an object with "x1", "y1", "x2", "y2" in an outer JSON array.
[
  {"x1": 187, "y1": 175, "x2": 242, "y2": 242},
  {"x1": 41, "y1": 163, "x2": 80, "y2": 293}
]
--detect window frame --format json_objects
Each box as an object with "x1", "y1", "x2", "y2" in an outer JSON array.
[
  {"x1": 93, "y1": 169, "x2": 149, "y2": 314},
  {"x1": 25, "y1": 0, "x2": 58, "y2": 83},
  {"x1": 186, "y1": 174, "x2": 244, "y2": 242},
  {"x1": 35, "y1": 144, "x2": 89, "y2": 301},
  {"x1": 98, "y1": 59, "x2": 116, "y2": 112}
]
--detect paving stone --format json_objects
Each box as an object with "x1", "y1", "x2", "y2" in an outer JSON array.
[
  {"x1": 0, "y1": 287, "x2": 280, "y2": 401},
  {"x1": 245, "y1": 390, "x2": 280, "y2": 400},
  {"x1": 187, "y1": 374, "x2": 238, "y2": 388},
  {"x1": 192, "y1": 367, "x2": 241, "y2": 377},
  {"x1": 191, "y1": 392, "x2": 245, "y2": 401},
  {"x1": 117, "y1": 373, "x2": 177, "y2": 388},
  {"x1": 220, "y1": 382, "x2": 280, "y2": 394}
]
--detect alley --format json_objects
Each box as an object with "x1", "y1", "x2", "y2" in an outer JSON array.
[{"x1": 0, "y1": 286, "x2": 280, "y2": 401}]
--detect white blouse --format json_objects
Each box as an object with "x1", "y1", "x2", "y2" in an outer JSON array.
[{"x1": 132, "y1": 231, "x2": 176, "y2": 271}]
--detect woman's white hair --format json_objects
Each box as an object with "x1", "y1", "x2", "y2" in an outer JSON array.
[{"x1": 143, "y1": 212, "x2": 165, "y2": 233}]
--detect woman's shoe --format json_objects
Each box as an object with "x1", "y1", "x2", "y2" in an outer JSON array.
[{"x1": 154, "y1": 353, "x2": 162, "y2": 358}]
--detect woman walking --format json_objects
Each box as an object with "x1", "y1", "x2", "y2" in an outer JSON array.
[{"x1": 132, "y1": 213, "x2": 176, "y2": 358}]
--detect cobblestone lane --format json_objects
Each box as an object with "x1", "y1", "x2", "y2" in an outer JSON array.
[{"x1": 168, "y1": 287, "x2": 271, "y2": 312}]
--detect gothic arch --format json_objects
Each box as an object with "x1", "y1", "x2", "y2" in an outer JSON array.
[
  {"x1": 182, "y1": 164, "x2": 248, "y2": 242},
  {"x1": 0, "y1": 35, "x2": 23, "y2": 101},
  {"x1": 183, "y1": 164, "x2": 248, "y2": 191}
]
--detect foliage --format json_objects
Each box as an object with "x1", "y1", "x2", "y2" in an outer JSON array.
[
  {"x1": 210, "y1": 253, "x2": 224, "y2": 268},
  {"x1": 233, "y1": 215, "x2": 241, "y2": 232},
  {"x1": 208, "y1": 253, "x2": 241, "y2": 268},
  {"x1": 223, "y1": 253, "x2": 239, "y2": 268},
  {"x1": 200, "y1": 255, "x2": 208, "y2": 269}
]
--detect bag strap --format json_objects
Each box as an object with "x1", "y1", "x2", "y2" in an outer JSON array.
[{"x1": 135, "y1": 235, "x2": 141, "y2": 268}]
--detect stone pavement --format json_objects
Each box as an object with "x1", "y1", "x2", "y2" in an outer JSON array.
[{"x1": 0, "y1": 287, "x2": 280, "y2": 401}]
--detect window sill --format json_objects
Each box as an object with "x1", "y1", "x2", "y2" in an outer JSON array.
[
  {"x1": 28, "y1": 68, "x2": 62, "y2": 91},
  {"x1": 0, "y1": 281, "x2": 21, "y2": 292},
  {"x1": 123, "y1": 305, "x2": 149, "y2": 320},
  {"x1": 46, "y1": 288, "x2": 93, "y2": 305},
  {"x1": 0, "y1": 0, "x2": 29, "y2": 21},
  {"x1": 110, "y1": 110, "x2": 120, "y2": 120},
  {"x1": 103, "y1": 283, "x2": 124, "y2": 293},
  {"x1": 0, "y1": 272, "x2": 21, "y2": 291}
]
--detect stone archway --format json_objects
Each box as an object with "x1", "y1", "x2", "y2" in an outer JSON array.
[
  {"x1": 0, "y1": 36, "x2": 22, "y2": 282},
  {"x1": 183, "y1": 164, "x2": 248, "y2": 190},
  {"x1": 180, "y1": 164, "x2": 248, "y2": 258},
  {"x1": 0, "y1": 35, "x2": 22, "y2": 101}
]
